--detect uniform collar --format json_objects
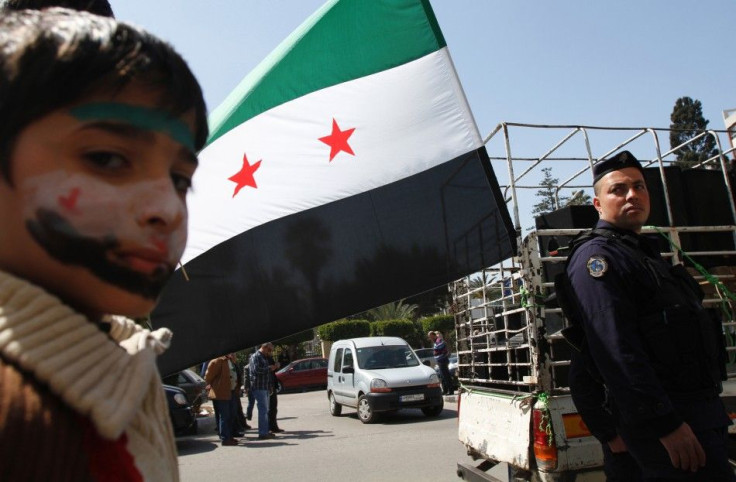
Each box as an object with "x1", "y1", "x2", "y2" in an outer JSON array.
[{"x1": 595, "y1": 220, "x2": 641, "y2": 238}]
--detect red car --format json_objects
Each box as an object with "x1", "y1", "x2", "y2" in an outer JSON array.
[{"x1": 275, "y1": 357, "x2": 328, "y2": 393}]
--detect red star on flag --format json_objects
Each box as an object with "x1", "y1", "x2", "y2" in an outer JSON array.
[
  {"x1": 228, "y1": 153, "x2": 262, "y2": 198},
  {"x1": 319, "y1": 118, "x2": 355, "y2": 161}
]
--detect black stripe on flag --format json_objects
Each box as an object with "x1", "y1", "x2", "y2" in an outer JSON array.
[{"x1": 153, "y1": 147, "x2": 515, "y2": 375}]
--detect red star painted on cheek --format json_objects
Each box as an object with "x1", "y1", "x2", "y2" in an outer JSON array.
[
  {"x1": 228, "y1": 153, "x2": 262, "y2": 198},
  {"x1": 319, "y1": 118, "x2": 355, "y2": 162},
  {"x1": 58, "y1": 187, "x2": 80, "y2": 212}
]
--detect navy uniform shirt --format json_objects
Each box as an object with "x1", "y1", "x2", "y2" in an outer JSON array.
[{"x1": 567, "y1": 220, "x2": 727, "y2": 438}]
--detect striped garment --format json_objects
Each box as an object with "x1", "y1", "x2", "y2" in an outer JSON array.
[
  {"x1": 433, "y1": 337, "x2": 449, "y2": 362},
  {"x1": 248, "y1": 350, "x2": 272, "y2": 391}
]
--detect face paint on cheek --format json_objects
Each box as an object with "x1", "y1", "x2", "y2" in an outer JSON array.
[
  {"x1": 25, "y1": 208, "x2": 174, "y2": 300},
  {"x1": 58, "y1": 187, "x2": 81, "y2": 212}
]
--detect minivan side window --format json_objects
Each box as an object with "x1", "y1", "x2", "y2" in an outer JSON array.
[
  {"x1": 343, "y1": 349, "x2": 353, "y2": 370},
  {"x1": 333, "y1": 348, "x2": 343, "y2": 372}
]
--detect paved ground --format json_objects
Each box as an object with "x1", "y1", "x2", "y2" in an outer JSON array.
[{"x1": 174, "y1": 390, "x2": 507, "y2": 481}]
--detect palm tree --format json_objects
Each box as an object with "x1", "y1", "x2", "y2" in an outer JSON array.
[{"x1": 365, "y1": 300, "x2": 418, "y2": 321}]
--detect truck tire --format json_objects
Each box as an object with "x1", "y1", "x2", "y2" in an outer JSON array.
[
  {"x1": 357, "y1": 394, "x2": 378, "y2": 423},
  {"x1": 329, "y1": 392, "x2": 342, "y2": 416}
]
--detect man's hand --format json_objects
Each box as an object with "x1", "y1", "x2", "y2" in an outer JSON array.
[
  {"x1": 659, "y1": 423, "x2": 705, "y2": 472},
  {"x1": 607, "y1": 435, "x2": 628, "y2": 453}
]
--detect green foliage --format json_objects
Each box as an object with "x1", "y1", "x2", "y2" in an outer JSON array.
[
  {"x1": 317, "y1": 319, "x2": 370, "y2": 341},
  {"x1": 419, "y1": 314, "x2": 456, "y2": 350},
  {"x1": 532, "y1": 167, "x2": 591, "y2": 217},
  {"x1": 469, "y1": 273, "x2": 503, "y2": 301},
  {"x1": 406, "y1": 285, "x2": 452, "y2": 317},
  {"x1": 370, "y1": 318, "x2": 420, "y2": 346},
  {"x1": 420, "y1": 314, "x2": 455, "y2": 334},
  {"x1": 363, "y1": 300, "x2": 418, "y2": 321},
  {"x1": 669, "y1": 96, "x2": 720, "y2": 168}
]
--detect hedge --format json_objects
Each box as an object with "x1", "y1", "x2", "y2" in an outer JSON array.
[
  {"x1": 419, "y1": 314, "x2": 456, "y2": 350},
  {"x1": 370, "y1": 319, "x2": 414, "y2": 337},
  {"x1": 317, "y1": 319, "x2": 370, "y2": 341},
  {"x1": 419, "y1": 314, "x2": 454, "y2": 334}
]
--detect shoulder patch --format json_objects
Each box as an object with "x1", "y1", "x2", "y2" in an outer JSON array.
[{"x1": 586, "y1": 255, "x2": 608, "y2": 278}]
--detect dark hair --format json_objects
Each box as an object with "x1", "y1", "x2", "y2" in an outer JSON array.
[
  {"x1": 0, "y1": 0, "x2": 114, "y2": 16},
  {"x1": 0, "y1": 8, "x2": 208, "y2": 181}
]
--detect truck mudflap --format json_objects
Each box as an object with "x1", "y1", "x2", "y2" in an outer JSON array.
[
  {"x1": 458, "y1": 389, "x2": 533, "y2": 471},
  {"x1": 458, "y1": 389, "x2": 604, "y2": 478}
]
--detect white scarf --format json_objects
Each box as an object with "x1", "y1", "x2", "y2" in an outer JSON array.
[{"x1": 0, "y1": 270, "x2": 179, "y2": 481}]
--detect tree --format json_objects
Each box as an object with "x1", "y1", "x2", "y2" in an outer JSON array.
[
  {"x1": 669, "y1": 96, "x2": 720, "y2": 168},
  {"x1": 532, "y1": 167, "x2": 591, "y2": 217},
  {"x1": 363, "y1": 300, "x2": 418, "y2": 322}
]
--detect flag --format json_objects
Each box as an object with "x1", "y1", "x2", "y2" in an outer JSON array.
[{"x1": 153, "y1": 0, "x2": 515, "y2": 375}]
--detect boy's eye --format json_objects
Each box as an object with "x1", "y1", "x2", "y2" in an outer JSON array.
[
  {"x1": 172, "y1": 173, "x2": 192, "y2": 194},
  {"x1": 83, "y1": 151, "x2": 128, "y2": 170}
]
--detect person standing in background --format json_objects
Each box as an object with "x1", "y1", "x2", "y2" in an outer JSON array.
[
  {"x1": 429, "y1": 331, "x2": 453, "y2": 396},
  {"x1": 249, "y1": 343, "x2": 279, "y2": 439},
  {"x1": 205, "y1": 354, "x2": 239, "y2": 446}
]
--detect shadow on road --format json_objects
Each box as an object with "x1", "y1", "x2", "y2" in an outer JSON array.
[
  {"x1": 175, "y1": 438, "x2": 219, "y2": 456},
  {"x1": 343, "y1": 408, "x2": 458, "y2": 425},
  {"x1": 238, "y1": 429, "x2": 333, "y2": 443}
]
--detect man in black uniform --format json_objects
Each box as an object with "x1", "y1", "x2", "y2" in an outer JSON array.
[{"x1": 565, "y1": 151, "x2": 733, "y2": 480}]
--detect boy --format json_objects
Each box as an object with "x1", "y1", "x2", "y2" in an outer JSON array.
[{"x1": 0, "y1": 8, "x2": 208, "y2": 481}]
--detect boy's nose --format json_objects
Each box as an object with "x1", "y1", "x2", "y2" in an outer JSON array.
[{"x1": 133, "y1": 180, "x2": 184, "y2": 231}]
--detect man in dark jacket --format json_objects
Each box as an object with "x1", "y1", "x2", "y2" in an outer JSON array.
[
  {"x1": 267, "y1": 352, "x2": 284, "y2": 433},
  {"x1": 566, "y1": 152, "x2": 732, "y2": 480}
]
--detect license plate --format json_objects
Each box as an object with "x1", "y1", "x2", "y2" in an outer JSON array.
[{"x1": 400, "y1": 394, "x2": 425, "y2": 402}]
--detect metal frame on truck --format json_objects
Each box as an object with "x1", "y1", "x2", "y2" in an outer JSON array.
[{"x1": 454, "y1": 123, "x2": 736, "y2": 481}]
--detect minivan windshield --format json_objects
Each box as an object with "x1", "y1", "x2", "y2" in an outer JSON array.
[{"x1": 356, "y1": 345, "x2": 421, "y2": 370}]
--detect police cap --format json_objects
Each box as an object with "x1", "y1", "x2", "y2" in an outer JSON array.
[{"x1": 592, "y1": 151, "x2": 643, "y2": 184}]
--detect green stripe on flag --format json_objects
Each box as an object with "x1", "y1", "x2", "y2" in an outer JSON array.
[{"x1": 207, "y1": 0, "x2": 446, "y2": 145}]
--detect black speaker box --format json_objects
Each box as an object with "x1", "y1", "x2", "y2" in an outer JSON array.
[
  {"x1": 679, "y1": 169, "x2": 735, "y2": 268},
  {"x1": 534, "y1": 205, "x2": 598, "y2": 282},
  {"x1": 534, "y1": 204, "x2": 598, "y2": 231},
  {"x1": 642, "y1": 167, "x2": 687, "y2": 227}
]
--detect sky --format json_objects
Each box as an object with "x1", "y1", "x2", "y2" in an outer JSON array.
[{"x1": 113, "y1": 0, "x2": 736, "y2": 229}]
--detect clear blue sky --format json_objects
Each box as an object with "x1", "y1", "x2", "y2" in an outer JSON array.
[
  {"x1": 114, "y1": 1, "x2": 736, "y2": 230},
  {"x1": 114, "y1": 1, "x2": 735, "y2": 137}
]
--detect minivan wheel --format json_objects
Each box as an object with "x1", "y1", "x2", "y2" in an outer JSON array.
[
  {"x1": 329, "y1": 392, "x2": 342, "y2": 416},
  {"x1": 422, "y1": 404, "x2": 443, "y2": 417},
  {"x1": 357, "y1": 395, "x2": 377, "y2": 423}
]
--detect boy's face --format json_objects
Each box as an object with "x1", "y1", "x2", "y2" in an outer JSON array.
[{"x1": 0, "y1": 82, "x2": 198, "y2": 319}]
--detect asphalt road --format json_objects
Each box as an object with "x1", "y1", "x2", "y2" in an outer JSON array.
[{"x1": 175, "y1": 389, "x2": 502, "y2": 482}]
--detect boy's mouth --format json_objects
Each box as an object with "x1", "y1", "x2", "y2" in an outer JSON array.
[{"x1": 112, "y1": 247, "x2": 171, "y2": 276}]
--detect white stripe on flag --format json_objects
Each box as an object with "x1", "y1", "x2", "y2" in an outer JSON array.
[{"x1": 183, "y1": 47, "x2": 481, "y2": 264}]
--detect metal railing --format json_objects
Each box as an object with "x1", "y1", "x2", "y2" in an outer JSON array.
[{"x1": 454, "y1": 123, "x2": 736, "y2": 395}]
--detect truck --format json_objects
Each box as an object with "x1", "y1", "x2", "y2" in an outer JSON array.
[{"x1": 452, "y1": 122, "x2": 736, "y2": 481}]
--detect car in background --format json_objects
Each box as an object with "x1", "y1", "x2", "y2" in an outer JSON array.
[
  {"x1": 164, "y1": 384, "x2": 197, "y2": 436},
  {"x1": 162, "y1": 369, "x2": 208, "y2": 413},
  {"x1": 434, "y1": 354, "x2": 458, "y2": 390},
  {"x1": 275, "y1": 357, "x2": 328, "y2": 393},
  {"x1": 413, "y1": 348, "x2": 436, "y2": 368}
]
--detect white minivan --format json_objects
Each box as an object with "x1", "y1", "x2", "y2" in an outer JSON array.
[{"x1": 326, "y1": 336, "x2": 444, "y2": 423}]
